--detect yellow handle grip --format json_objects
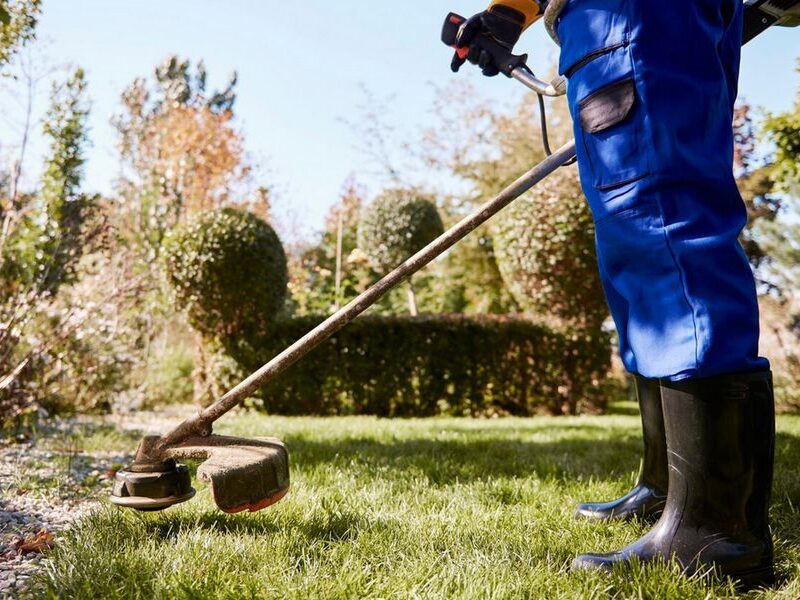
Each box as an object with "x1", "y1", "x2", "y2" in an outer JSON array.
[{"x1": 488, "y1": 0, "x2": 543, "y2": 29}]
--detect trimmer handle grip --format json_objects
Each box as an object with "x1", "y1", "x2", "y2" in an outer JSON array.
[
  {"x1": 441, "y1": 13, "x2": 468, "y2": 57},
  {"x1": 441, "y1": 12, "x2": 528, "y2": 77}
]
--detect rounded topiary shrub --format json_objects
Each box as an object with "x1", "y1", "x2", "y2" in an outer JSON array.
[
  {"x1": 491, "y1": 165, "x2": 607, "y2": 331},
  {"x1": 357, "y1": 188, "x2": 444, "y2": 273},
  {"x1": 163, "y1": 208, "x2": 288, "y2": 339}
]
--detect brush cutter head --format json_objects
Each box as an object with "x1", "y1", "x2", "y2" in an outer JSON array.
[
  {"x1": 110, "y1": 458, "x2": 196, "y2": 511},
  {"x1": 110, "y1": 435, "x2": 290, "y2": 513}
]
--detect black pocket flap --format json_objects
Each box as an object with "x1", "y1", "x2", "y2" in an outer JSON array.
[{"x1": 578, "y1": 78, "x2": 636, "y2": 134}]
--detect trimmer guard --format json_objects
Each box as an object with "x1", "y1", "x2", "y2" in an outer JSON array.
[{"x1": 164, "y1": 435, "x2": 290, "y2": 513}]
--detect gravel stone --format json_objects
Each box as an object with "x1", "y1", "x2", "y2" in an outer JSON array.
[{"x1": 0, "y1": 406, "x2": 196, "y2": 598}]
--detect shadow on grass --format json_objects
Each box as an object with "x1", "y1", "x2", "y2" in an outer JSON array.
[
  {"x1": 268, "y1": 423, "x2": 800, "y2": 488},
  {"x1": 136, "y1": 511, "x2": 285, "y2": 538},
  {"x1": 283, "y1": 427, "x2": 800, "y2": 538},
  {"x1": 284, "y1": 427, "x2": 644, "y2": 484},
  {"x1": 132, "y1": 502, "x2": 375, "y2": 547}
]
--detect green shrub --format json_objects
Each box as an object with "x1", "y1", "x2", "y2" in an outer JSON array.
[
  {"x1": 357, "y1": 189, "x2": 444, "y2": 273},
  {"x1": 143, "y1": 344, "x2": 194, "y2": 407},
  {"x1": 216, "y1": 315, "x2": 611, "y2": 416},
  {"x1": 491, "y1": 165, "x2": 607, "y2": 331},
  {"x1": 763, "y1": 64, "x2": 800, "y2": 193},
  {"x1": 163, "y1": 208, "x2": 288, "y2": 339}
]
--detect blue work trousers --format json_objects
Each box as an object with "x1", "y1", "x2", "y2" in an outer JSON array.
[{"x1": 556, "y1": 0, "x2": 769, "y2": 380}]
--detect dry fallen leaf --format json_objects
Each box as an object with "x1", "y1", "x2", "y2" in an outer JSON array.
[{"x1": 11, "y1": 528, "x2": 55, "y2": 555}]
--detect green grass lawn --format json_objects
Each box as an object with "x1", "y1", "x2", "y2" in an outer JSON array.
[{"x1": 28, "y1": 406, "x2": 800, "y2": 599}]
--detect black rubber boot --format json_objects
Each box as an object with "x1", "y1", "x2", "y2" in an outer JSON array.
[
  {"x1": 575, "y1": 376, "x2": 668, "y2": 522},
  {"x1": 572, "y1": 370, "x2": 775, "y2": 590}
]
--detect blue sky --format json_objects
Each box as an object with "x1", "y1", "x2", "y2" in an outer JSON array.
[{"x1": 2, "y1": 0, "x2": 798, "y2": 239}]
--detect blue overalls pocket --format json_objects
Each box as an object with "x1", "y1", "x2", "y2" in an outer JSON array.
[{"x1": 557, "y1": 5, "x2": 650, "y2": 191}]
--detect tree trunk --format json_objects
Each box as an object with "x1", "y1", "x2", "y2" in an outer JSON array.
[
  {"x1": 407, "y1": 278, "x2": 418, "y2": 316},
  {"x1": 334, "y1": 209, "x2": 344, "y2": 310}
]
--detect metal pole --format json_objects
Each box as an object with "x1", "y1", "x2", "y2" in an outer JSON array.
[{"x1": 510, "y1": 69, "x2": 566, "y2": 97}]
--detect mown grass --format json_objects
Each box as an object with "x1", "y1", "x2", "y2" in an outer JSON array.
[{"x1": 26, "y1": 406, "x2": 800, "y2": 599}]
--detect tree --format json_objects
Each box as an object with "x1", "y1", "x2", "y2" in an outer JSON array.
[
  {"x1": 0, "y1": 0, "x2": 40, "y2": 68},
  {"x1": 423, "y1": 83, "x2": 603, "y2": 330},
  {"x1": 107, "y1": 56, "x2": 269, "y2": 408},
  {"x1": 3, "y1": 68, "x2": 96, "y2": 292},
  {"x1": 357, "y1": 188, "x2": 444, "y2": 315},
  {"x1": 763, "y1": 61, "x2": 800, "y2": 194},
  {"x1": 113, "y1": 55, "x2": 253, "y2": 252},
  {"x1": 288, "y1": 178, "x2": 375, "y2": 315},
  {"x1": 37, "y1": 68, "x2": 95, "y2": 290},
  {"x1": 424, "y1": 199, "x2": 519, "y2": 315},
  {"x1": 344, "y1": 81, "x2": 536, "y2": 316},
  {"x1": 736, "y1": 72, "x2": 800, "y2": 406},
  {"x1": 733, "y1": 102, "x2": 782, "y2": 285},
  {"x1": 738, "y1": 167, "x2": 782, "y2": 276},
  {"x1": 415, "y1": 82, "x2": 578, "y2": 317},
  {"x1": 0, "y1": 67, "x2": 116, "y2": 420},
  {"x1": 0, "y1": 0, "x2": 42, "y2": 274},
  {"x1": 733, "y1": 97, "x2": 800, "y2": 295}
]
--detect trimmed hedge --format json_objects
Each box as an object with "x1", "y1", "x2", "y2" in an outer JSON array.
[{"x1": 216, "y1": 314, "x2": 611, "y2": 416}]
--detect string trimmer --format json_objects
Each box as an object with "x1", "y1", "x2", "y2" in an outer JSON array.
[{"x1": 111, "y1": 0, "x2": 798, "y2": 513}]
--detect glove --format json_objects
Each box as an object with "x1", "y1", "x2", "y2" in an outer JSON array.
[{"x1": 451, "y1": 5, "x2": 527, "y2": 77}]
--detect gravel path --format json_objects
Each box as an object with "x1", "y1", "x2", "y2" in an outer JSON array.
[{"x1": 0, "y1": 406, "x2": 195, "y2": 598}]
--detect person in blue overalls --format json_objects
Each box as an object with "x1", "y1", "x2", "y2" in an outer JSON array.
[{"x1": 449, "y1": 0, "x2": 776, "y2": 587}]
